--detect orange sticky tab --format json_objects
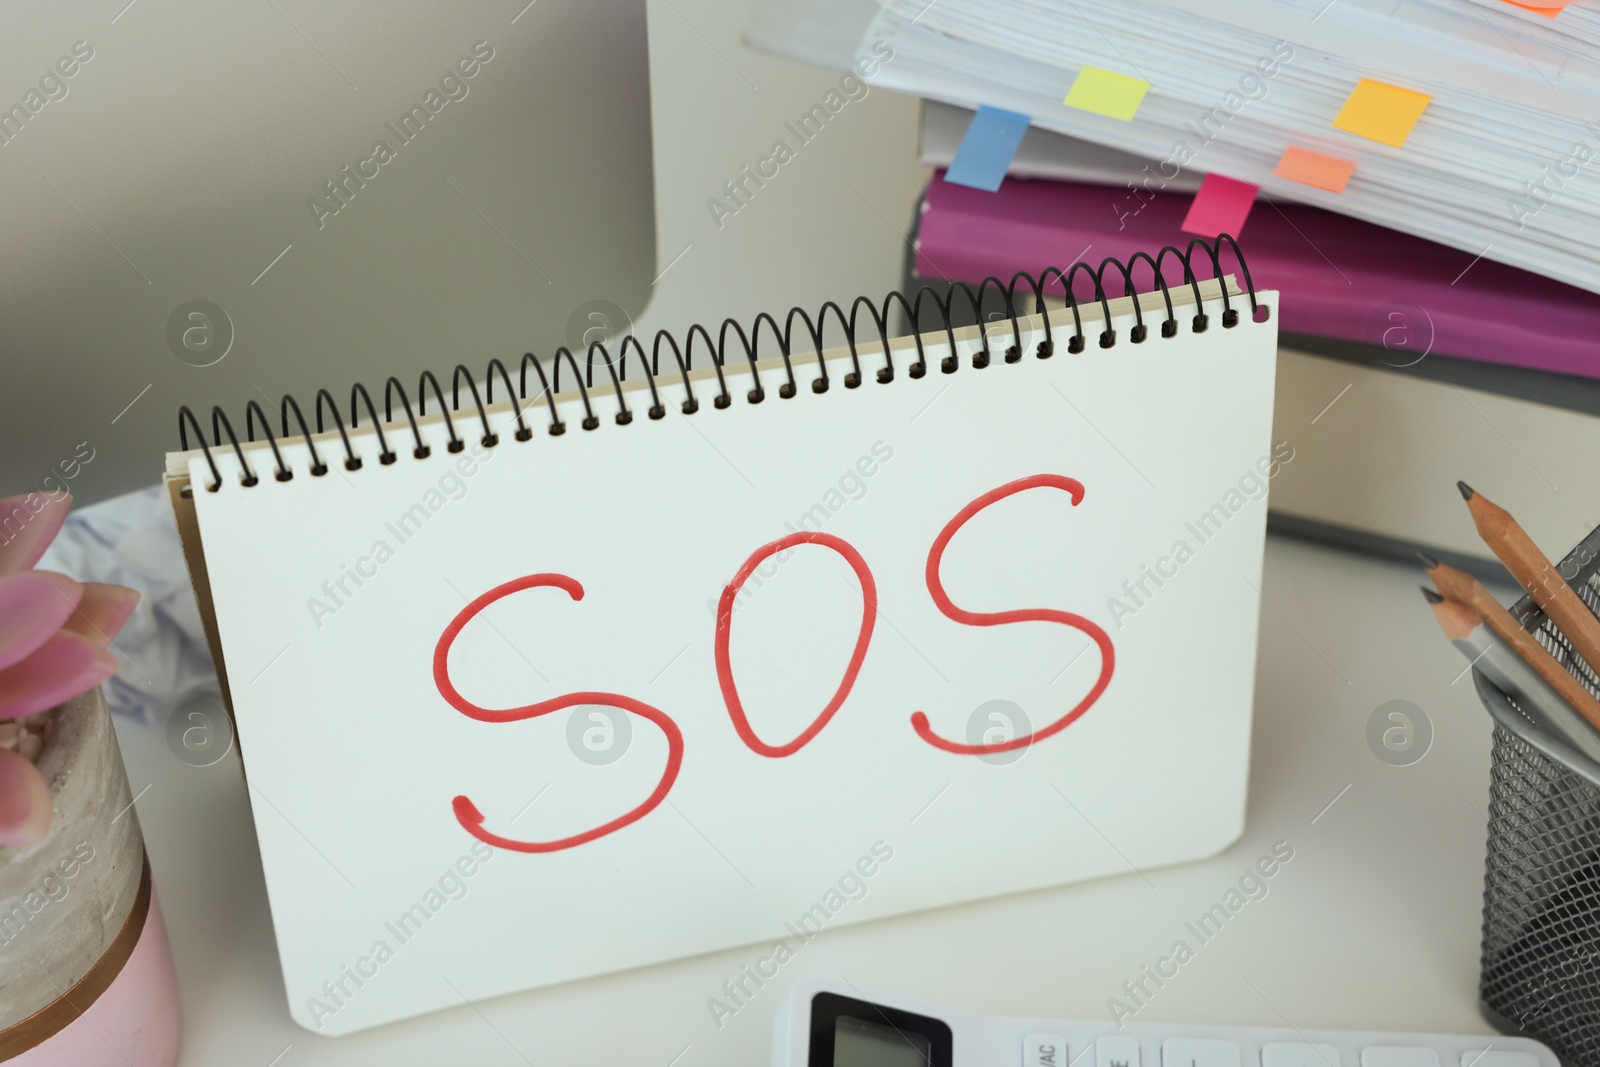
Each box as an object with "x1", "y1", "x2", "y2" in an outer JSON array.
[
  {"x1": 1501, "y1": 0, "x2": 1565, "y2": 14},
  {"x1": 1333, "y1": 79, "x2": 1432, "y2": 147},
  {"x1": 1272, "y1": 147, "x2": 1356, "y2": 193}
]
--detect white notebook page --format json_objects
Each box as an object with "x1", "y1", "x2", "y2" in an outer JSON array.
[{"x1": 184, "y1": 281, "x2": 1279, "y2": 1033}]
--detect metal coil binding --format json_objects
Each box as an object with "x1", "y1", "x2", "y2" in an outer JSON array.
[{"x1": 177, "y1": 234, "x2": 1260, "y2": 492}]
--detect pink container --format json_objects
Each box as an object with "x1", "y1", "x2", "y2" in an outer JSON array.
[
  {"x1": 4, "y1": 883, "x2": 180, "y2": 1065},
  {"x1": 0, "y1": 689, "x2": 181, "y2": 1065}
]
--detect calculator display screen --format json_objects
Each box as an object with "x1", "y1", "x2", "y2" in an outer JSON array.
[
  {"x1": 808, "y1": 991, "x2": 951, "y2": 1067},
  {"x1": 833, "y1": 1016, "x2": 932, "y2": 1067}
]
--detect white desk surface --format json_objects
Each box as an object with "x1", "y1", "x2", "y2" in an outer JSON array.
[
  {"x1": 117, "y1": 533, "x2": 1515, "y2": 1066},
  {"x1": 110, "y1": 0, "x2": 1517, "y2": 1063}
]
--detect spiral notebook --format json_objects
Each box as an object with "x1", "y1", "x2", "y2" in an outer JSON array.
[{"x1": 165, "y1": 242, "x2": 1279, "y2": 1035}]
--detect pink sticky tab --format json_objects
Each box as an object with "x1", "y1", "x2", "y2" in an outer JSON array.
[{"x1": 1180, "y1": 173, "x2": 1259, "y2": 237}]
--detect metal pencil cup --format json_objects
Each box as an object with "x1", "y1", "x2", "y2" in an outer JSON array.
[{"x1": 1474, "y1": 524, "x2": 1600, "y2": 1065}]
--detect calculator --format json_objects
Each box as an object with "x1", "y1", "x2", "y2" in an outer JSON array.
[{"x1": 773, "y1": 978, "x2": 1557, "y2": 1067}]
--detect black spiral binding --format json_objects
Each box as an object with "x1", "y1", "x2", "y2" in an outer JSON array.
[{"x1": 177, "y1": 235, "x2": 1261, "y2": 492}]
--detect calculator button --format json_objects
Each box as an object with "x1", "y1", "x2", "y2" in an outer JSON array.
[
  {"x1": 1263, "y1": 1043, "x2": 1341, "y2": 1067},
  {"x1": 1163, "y1": 1038, "x2": 1242, "y2": 1067},
  {"x1": 1099, "y1": 1034, "x2": 1141, "y2": 1067},
  {"x1": 1362, "y1": 1048, "x2": 1440, "y2": 1067},
  {"x1": 1462, "y1": 1053, "x2": 1538, "y2": 1067},
  {"x1": 1024, "y1": 1033, "x2": 1069, "y2": 1067}
]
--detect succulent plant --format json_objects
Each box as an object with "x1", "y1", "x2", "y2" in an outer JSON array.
[{"x1": 0, "y1": 493, "x2": 138, "y2": 847}]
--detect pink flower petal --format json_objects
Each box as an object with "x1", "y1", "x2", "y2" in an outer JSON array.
[
  {"x1": 0, "y1": 630, "x2": 117, "y2": 720},
  {"x1": 0, "y1": 746, "x2": 52, "y2": 846},
  {"x1": 0, "y1": 492, "x2": 71, "y2": 576},
  {"x1": 0, "y1": 571, "x2": 84, "y2": 670},
  {"x1": 59, "y1": 582, "x2": 140, "y2": 643}
]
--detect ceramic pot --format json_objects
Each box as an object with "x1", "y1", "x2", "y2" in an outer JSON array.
[{"x1": 0, "y1": 687, "x2": 180, "y2": 1065}]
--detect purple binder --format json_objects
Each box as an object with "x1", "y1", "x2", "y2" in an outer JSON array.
[{"x1": 916, "y1": 171, "x2": 1600, "y2": 381}]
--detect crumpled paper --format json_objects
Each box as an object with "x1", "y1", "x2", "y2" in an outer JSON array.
[{"x1": 37, "y1": 485, "x2": 218, "y2": 724}]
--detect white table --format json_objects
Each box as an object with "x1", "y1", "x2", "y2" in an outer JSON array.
[
  {"x1": 111, "y1": 0, "x2": 1515, "y2": 1062},
  {"x1": 116, "y1": 529, "x2": 1513, "y2": 1066}
]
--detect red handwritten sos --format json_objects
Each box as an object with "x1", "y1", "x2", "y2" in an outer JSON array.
[
  {"x1": 913, "y1": 475, "x2": 1114, "y2": 754},
  {"x1": 433, "y1": 475, "x2": 1114, "y2": 853},
  {"x1": 715, "y1": 531, "x2": 877, "y2": 758},
  {"x1": 432, "y1": 575, "x2": 684, "y2": 853}
]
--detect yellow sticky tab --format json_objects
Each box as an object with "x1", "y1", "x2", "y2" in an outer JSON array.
[
  {"x1": 1332, "y1": 79, "x2": 1432, "y2": 147},
  {"x1": 1063, "y1": 66, "x2": 1150, "y2": 121}
]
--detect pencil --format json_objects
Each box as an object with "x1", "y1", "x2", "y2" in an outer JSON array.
[
  {"x1": 1458, "y1": 481, "x2": 1600, "y2": 672},
  {"x1": 1422, "y1": 554, "x2": 1600, "y2": 734},
  {"x1": 1423, "y1": 587, "x2": 1600, "y2": 751}
]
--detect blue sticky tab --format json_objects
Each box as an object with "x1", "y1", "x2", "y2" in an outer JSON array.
[{"x1": 944, "y1": 106, "x2": 1031, "y2": 193}]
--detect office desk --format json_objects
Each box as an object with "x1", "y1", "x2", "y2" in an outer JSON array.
[
  {"x1": 115, "y1": 530, "x2": 1508, "y2": 1065},
  {"x1": 109, "y1": 0, "x2": 1511, "y2": 1062}
]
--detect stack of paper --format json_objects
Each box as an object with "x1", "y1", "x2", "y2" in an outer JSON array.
[{"x1": 746, "y1": 0, "x2": 1600, "y2": 295}]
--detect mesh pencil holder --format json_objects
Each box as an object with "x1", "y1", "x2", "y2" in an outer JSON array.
[{"x1": 1474, "y1": 523, "x2": 1600, "y2": 1065}]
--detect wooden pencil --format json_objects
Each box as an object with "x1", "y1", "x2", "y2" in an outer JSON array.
[
  {"x1": 1422, "y1": 554, "x2": 1600, "y2": 733},
  {"x1": 1422, "y1": 586, "x2": 1600, "y2": 741},
  {"x1": 1458, "y1": 481, "x2": 1600, "y2": 672}
]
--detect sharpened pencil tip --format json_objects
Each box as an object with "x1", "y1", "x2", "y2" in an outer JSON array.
[
  {"x1": 1421, "y1": 586, "x2": 1444, "y2": 604},
  {"x1": 1457, "y1": 480, "x2": 1474, "y2": 500},
  {"x1": 1418, "y1": 551, "x2": 1441, "y2": 569}
]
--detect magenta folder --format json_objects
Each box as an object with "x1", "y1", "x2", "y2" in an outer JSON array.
[{"x1": 915, "y1": 171, "x2": 1600, "y2": 380}]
